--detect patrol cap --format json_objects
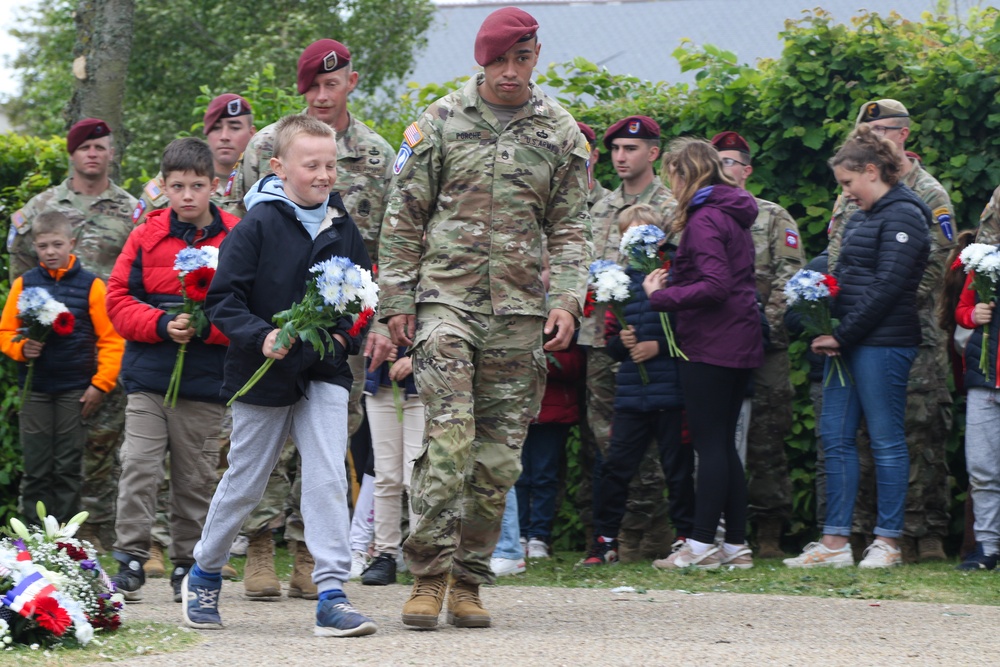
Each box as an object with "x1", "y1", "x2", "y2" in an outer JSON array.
[
  {"x1": 856, "y1": 99, "x2": 909, "y2": 126},
  {"x1": 297, "y1": 39, "x2": 351, "y2": 94},
  {"x1": 710, "y1": 131, "x2": 751, "y2": 159},
  {"x1": 203, "y1": 94, "x2": 253, "y2": 135},
  {"x1": 577, "y1": 122, "x2": 596, "y2": 145},
  {"x1": 66, "y1": 118, "x2": 111, "y2": 154},
  {"x1": 474, "y1": 7, "x2": 539, "y2": 67},
  {"x1": 603, "y1": 115, "x2": 660, "y2": 150}
]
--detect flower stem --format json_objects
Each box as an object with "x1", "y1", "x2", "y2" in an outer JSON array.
[
  {"x1": 981, "y1": 322, "x2": 991, "y2": 384},
  {"x1": 389, "y1": 362, "x2": 404, "y2": 424},
  {"x1": 18, "y1": 359, "x2": 35, "y2": 411},
  {"x1": 227, "y1": 358, "x2": 275, "y2": 407},
  {"x1": 163, "y1": 343, "x2": 187, "y2": 408},
  {"x1": 659, "y1": 313, "x2": 688, "y2": 360}
]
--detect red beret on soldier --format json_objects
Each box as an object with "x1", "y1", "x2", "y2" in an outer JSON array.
[
  {"x1": 203, "y1": 94, "x2": 252, "y2": 135},
  {"x1": 474, "y1": 7, "x2": 539, "y2": 66},
  {"x1": 602, "y1": 115, "x2": 659, "y2": 150},
  {"x1": 710, "y1": 131, "x2": 752, "y2": 158},
  {"x1": 577, "y1": 121, "x2": 597, "y2": 145},
  {"x1": 66, "y1": 118, "x2": 111, "y2": 154},
  {"x1": 297, "y1": 39, "x2": 352, "y2": 94}
]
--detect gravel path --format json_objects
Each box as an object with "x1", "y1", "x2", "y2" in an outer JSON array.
[{"x1": 109, "y1": 579, "x2": 1000, "y2": 666}]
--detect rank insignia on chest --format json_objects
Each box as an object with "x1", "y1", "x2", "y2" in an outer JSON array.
[
  {"x1": 403, "y1": 123, "x2": 423, "y2": 148},
  {"x1": 224, "y1": 169, "x2": 237, "y2": 196},
  {"x1": 358, "y1": 199, "x2": 371, "y2": 217},
  {"x1": 933, "y1": 207, "x2": 954, "y2": 241},
  {"x1": 131, "y1": 199, "x2": 146, "y2": 224},
  {"x1": 393, "y1": 143, "x2": 413, "y2": 175},
  {"x1": 784, "y1": 228, "x2": 799, "y2": 249},
  {"x1": 11, "y1": 209, "x2": 26, "y2": 229},
  {"x1": 144, "y1": 179, "x2": 162, "y2": 201}
]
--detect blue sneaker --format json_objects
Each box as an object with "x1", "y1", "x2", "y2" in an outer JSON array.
[
  {"x1": 956, "y1": 548, "x2": 998, "y2": 571},
  {"x1": 181, "y1": 572, "x2": 223, "y2": 629},
  {"x1": 315, "y1": 598, "x2": 377, "y2": 637}
]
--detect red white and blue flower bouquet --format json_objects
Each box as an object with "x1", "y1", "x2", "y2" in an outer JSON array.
[
  {"x1": 227, "y1": 257, "x2": 378, "y2": 406},
  {"x1": 13, "y1": 287, "x2": 75, "y2": 408},
  {"x1": 619, "y1": 224, "x2": 687, "y2": 359},
  {"x1": 784, "y1": 268, "x2": 850, "y2": 386},
  {"x1": 164, "y1": 246, "x2": 219, "y2": 408},
  {"x1": 0, "y1": 503, "x2": 123, "y2": 650}
]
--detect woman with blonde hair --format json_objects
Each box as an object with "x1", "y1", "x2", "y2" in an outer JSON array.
[
  {"x1": 785, "y1": 124, "x2": 929, "y2": 569},
  {"x1": 642, "y1": 137, "x2": 762, "y2": 569}
]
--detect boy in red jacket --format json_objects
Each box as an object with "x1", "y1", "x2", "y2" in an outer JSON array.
[{"x1": 105, "y1": 138, "x2": 237, "y2": 602}]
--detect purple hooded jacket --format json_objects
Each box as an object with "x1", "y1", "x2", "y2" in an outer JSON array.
[{"x1": 648, "y1": 184, "x2": 763, "y2": 369}]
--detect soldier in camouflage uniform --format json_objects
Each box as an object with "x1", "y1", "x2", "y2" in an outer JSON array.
[
  {"x1": 8, "y1": 118, "x2": 136, "y2": 552},
  {"x1": 224, "y1": 40, "x2": 394, "y2": 600},
  {"x1": 370, "y1": 7, "x2": 591, "y2": 629},
  {"x1": 132, "y1": 94, "x2": 255, "y2": 224},
  {"x1": 579, "y1": 116, "x2": 678, "y2": 564},
  {"x1": 712, "y1": 131, "x2": 805, "y2": 559},
  {"x1": 975, "y1": 184, "x2": 1000, "y2": 244},
  {"x1": 827, "y1": 100, "x2": 954, "y2": 562}
]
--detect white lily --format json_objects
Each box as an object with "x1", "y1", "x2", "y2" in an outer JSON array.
[
  {"x1": 43, "y1": 515, "x2": 60, "y2": 540},
  {"x1": 59, "y1": 511, "x2": 89, "y2": 539},
  {"x1": 9, "y1": 518, "x2": 30, "y2": 541}
]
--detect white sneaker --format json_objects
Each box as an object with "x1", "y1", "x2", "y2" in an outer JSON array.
[
  {"x1": 526, "y1": 538, "x2": 550, "y2": 559},
  {"x1": 652, "y1": 543, "x2": 721, "y2": 570},
  {"x1": 783, "y1": 541, "x2": 854, "y2": 568},
  {"x1": 490, "y1": 556, "x2": 526, "y2": 577},
  {"x1": 858, "y1": 539, "x2": 902, "y2": 569},
  {"x1": 229, "y1": 534, "x2": 249, "y2": 557},
  {"x1": 349, "y1": 551, "x2": 370, "y2": 580},
  {"x1": 519, "y1": 536, "x2": 527, "y2": 551}
]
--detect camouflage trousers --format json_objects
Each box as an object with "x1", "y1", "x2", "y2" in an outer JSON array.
[
  {"x1": 811, "y1": 381, "x2": 828, "y2": 526},
  {"x1": 404, "y1": 304, "x2": 546, "y2": 585},
  {"x1": 746, "y1": 350, "x2": 794, "y2": 522},
  {"x1": 81, "y1": 385, "x2": 126, "y2": 541},
  {"x1": 576, "y1": 348, "x2": 669, "y2": 546}
]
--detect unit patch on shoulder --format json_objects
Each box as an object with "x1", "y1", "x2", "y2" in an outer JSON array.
[
  {"x1": 11, "y1": 209, "x2": 26, "y2": 229},
  {"x1": 393, "y1": 143, "x2": 413, "y2": 175},
  {"x1": 131, "y1": 199, "x2": 146, "y2": 224},
  {"x1": 784, "y1": 228, "x2": 799, "y2": 249},
  {"x1": 403, "y1": 123, "x2": 423, "y2": 148},
  {"x1": 224, "y1": 168, "x2": 237, "y2": 196},
  {"x1": 933, "y1": 206, "x2": 954, "y2": 241},
  {"x1": 144, "y1": 179, "x2": 162, "y2": 201}
]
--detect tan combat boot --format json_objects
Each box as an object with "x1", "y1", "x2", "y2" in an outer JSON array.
[
  {"x1": 918, "y1": 535, "x2": 947, "y2": 562},
  {"x1": 755, "y1": 518, "x2": 785, "y2": 559},
  {"x1": 401, "y1": 573, "x2": 448, "y2": 629},
  {"x1": 446, "y1": 578, "x2": 491, "y2": 628},
  {"x1": 144, "y1": 543, "x2": 167, "y2": 578},
  {"x1": 617, "y1": 529, "x2": 643, "y2": 564},
  {"x1": 243, "y1": 531, "x2": 280, "y2": 599},
  {"x1": 288, "y1": 541, "x2": 318, "y2": 599},
  {"x1": 76, "y1": 523, "x2": 105, "y2": 554},
  {"x1": 221, "y1": 560, "x2": 238, "y2": 580},
  {"x1": 899, "y1": 535, "x2": 919, "y2": 564}
]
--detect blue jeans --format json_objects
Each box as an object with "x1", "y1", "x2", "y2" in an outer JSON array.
[
  {"x1": 492, "y1": 488, "x2": 524, "y2": 559},
  {"x1": 516, "y1": 422, "x2": 569, "y2": 541},
  {"x1": 820, "y1": 345, "x2": 916, "y2": 539}
]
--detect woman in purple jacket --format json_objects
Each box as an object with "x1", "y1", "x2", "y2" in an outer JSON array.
[{"x1": 643, "y1": 137, "x2": 763, "y2": 569}]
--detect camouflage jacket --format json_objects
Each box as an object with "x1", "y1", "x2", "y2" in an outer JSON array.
[
  {"x1": 131, "y1": 170, "x2": 231, "y2": 225},
  {"x1": 587, "y1": 179, "x2": 610, "y2": 209},
  {"x1": 752, "y1": 198, "x2": 805, "y2": 349},
  {"x1": 828, "y1": 158, "x2": 955, "y2": 349},
  {"x1": 224, "y1": 113, "x2": 393, "y2": 262},
  {"x1": 9, "y1": 178, "x2": 137, "y2": 283},
  {"x1": 377, "y1": 75, "x2": 592, "y2": 320},
  {"x1": 976, "y1": 183, "x2": 1000, "y2": 244},
  {"x1": 578, "y1": 179, "x2": 677, "y2": 347}
]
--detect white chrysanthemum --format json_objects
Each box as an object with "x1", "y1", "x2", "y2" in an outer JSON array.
[
  {"x1": 359, "y1": 273, "x2": 380, "y2": 310},
  {"x1": 975, "y1": 249, "x2": 1000, "y2": 280},
  {"x1": 201, "y1": 246, "x2": 220, "y2": 270},
  {"x1": 17, "y1": 287, "x2": 51, "y2": 316},
  {"x1": 593, "y1": 266, "x2": 631, "y2": 303},
  {"x1": 960, "y1": 243, "x2": 995, "y2": 270},
  {"x1": 36, "y1": 298, "x2": 67, "y2": 326}
]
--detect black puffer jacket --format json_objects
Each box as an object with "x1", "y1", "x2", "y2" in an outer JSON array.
[{"x1": 832, "y1": 183, "x2": 930, "y2": 348}]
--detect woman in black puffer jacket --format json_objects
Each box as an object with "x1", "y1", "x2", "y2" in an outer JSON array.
[{"x1": 785, "y1": 125, "x2": 930, "y2": 570}]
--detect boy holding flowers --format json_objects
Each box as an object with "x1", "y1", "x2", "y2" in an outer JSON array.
[
  {"x1": 0, "y1": 211, "x2": 124, "y2": 523},
  {"x1": 185, "y1": 115, "x2": 376, "y2": 637},
  {"x1": 105, "y1": 138, "x2": 237, "y2": 601}
]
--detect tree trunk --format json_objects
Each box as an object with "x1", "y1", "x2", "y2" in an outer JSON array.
[{"x1": 67, "y1": 0, "x2": 135, "y2": 179}]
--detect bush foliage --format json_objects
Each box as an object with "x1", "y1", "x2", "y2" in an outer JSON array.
[{"x1": 2, "y1": 7, "x2": 999, "y2": 541}]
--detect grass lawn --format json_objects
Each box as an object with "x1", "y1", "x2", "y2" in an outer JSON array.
[{"x1": 0, "y1": 623, "x2": 202, "y2": 666}]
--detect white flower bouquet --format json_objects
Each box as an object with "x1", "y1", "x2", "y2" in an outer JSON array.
[
  {"x1": 587, "y1": 259, "x2": 649, "y2": 384},
  {"x1": 956, "y1": 242, "x2": 1000, "y2": 381},
  {"x1": 619, "y1": 225, "x2": 686, "y2": 359}
]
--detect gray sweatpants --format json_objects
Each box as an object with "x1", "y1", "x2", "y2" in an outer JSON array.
[
  {"x1": 965, "y1": 387, "x2": 1000, "y2": 555},
  {"x1": 194, "y1": 382, "x2": 351, "y2": 592}
]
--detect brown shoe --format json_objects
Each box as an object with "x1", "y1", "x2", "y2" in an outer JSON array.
[
  {"x1": 243, "y1": 531, "x2": 280, "y2": 600},
  {"x1": 617, "y1": 529, "x2": 643, "y2": 564},
  {"x1": 755, "y1": 518, "x2": 785, "y2": 559},
  {"x1": 401, "y1": 573, "x2": 448, "y2": 629},
  {"x1": 918, "y1": 535, "x2": 947, "y2": 562},
  {"x1": 144, "y1": 543, "x2": 167, "y2": 578},
  {"x1": 899, "y1": 535, "x2": 919, "y2": 565},
  {"x1": 446, "y1": 578, "x2": 491, "y2": 628},
  {"x1": 288, "y1": 541, "x2": 318, "y2": 599},
  {"x1": 221, "y1": 560, "x2": 239, "y2": 580}
]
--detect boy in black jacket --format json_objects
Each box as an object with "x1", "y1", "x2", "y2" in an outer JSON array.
[{"x1": 184, "y1": 115, "x2": 376, "y2": 637}]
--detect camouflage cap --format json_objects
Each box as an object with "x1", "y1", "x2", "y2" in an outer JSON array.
[
  {"x1": 67, "y1": 118, "x2": 111, "y2": 154},
  {"x1": 856, "y1": 99, "x2": 909, "y2": 126},
  {"x1": 203, "y1": 94, "x2": 253, "y2": 135},
  {"x1": 474, "y1": 7, "x2": 538, "y2": 66},
  {"x1": 297, "y1": 39, "x2": 351, "y2": 94}
]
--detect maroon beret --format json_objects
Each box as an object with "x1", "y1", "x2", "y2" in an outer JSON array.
[
  {"x1": 203, "y1": 94, "x2": 253, "y2": 135},
  {"x1": 577, "y1": 122, "x2": 596, "y2": 145},
  {"x1": 710, "y1": 131, "x2": 751, "y2": 157},
  {"x1": 474, "y1": 7, "x2": 539, "y2": 67},
  {"x1": 297, "y1": 39, "x2": 351, "y2": 94},
  {"x1": 603, "y1": 115, "x2": 660, "y2": 150},
  {"x1": 66, "y1": 118, "x2": 111, "y2": 154}
]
